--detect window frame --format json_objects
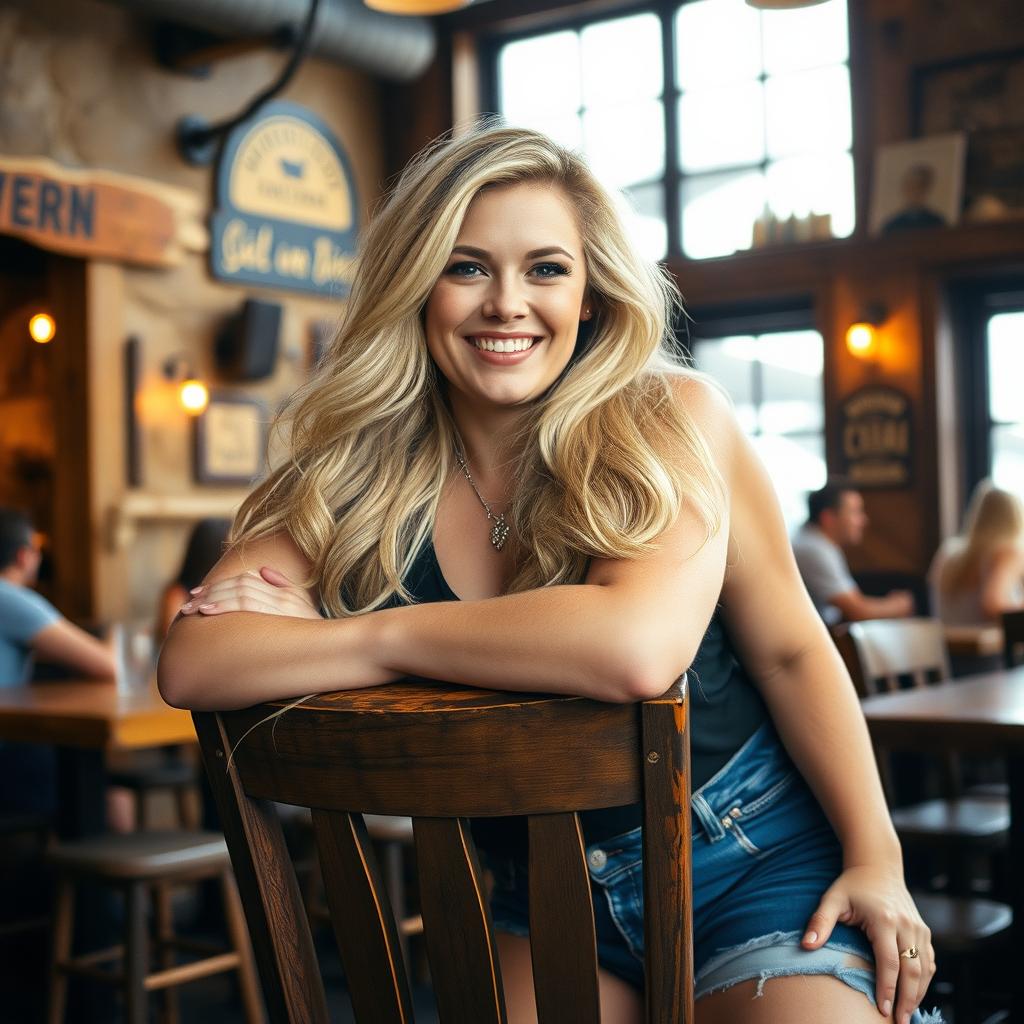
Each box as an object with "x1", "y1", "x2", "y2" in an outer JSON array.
[{"x1": 477, "y1": 0, "x2": 858, "y2": 261}]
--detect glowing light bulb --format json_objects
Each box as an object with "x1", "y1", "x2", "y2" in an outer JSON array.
[
  {"x1": 845, "y1": 323, "x2": 877, "y2": 359},
  {"x1": 179, "y1": 379, "x2": 209, "y2": 415},
  {"x1": 29, "y1": 313, "x2": 56, "y2": 344}
]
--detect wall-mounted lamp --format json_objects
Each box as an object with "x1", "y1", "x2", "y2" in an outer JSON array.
[
  {"x1": 28, "y1": 312, "x2": 56, "y2": 344},
  {"x1": 364, "y1": 0, "x2": 471, "y2": 11},
  {"x1": 845, "y1": 302, "x2": 887, "y2": 360},
  {"x1": 163, "y1": 355, "x2": 210, "y2": 416}
]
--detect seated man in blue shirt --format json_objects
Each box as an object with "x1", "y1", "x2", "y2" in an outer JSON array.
[{"x1": 0, "y1": 507, "x2": 116, "y2": 816}]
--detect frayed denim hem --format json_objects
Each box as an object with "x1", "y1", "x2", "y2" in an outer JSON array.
[{"x1": 695, "y1": 929, "x2": 944, "y2": 1023}]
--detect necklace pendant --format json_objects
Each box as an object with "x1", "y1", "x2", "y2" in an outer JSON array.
[{"x1": 490, "y1": 515, "x2": 510, "y2": 552}]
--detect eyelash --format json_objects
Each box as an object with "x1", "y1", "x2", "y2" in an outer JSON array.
[{"x1": 445, "y1": 261, "x2": 571, "y2": 280}]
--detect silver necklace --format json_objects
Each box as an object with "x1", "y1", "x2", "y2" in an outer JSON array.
[{"x1": 454, "y1": 450, "x2": 510, "y2": 552}]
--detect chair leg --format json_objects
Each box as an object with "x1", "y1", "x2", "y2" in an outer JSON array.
[
  {"x1": 220, "y1": 871, "x2": 265, "y2": 1024},
  {"x1": 47, "y1": 874, "x2": 75, "y2": 1024},
  {"x1": 123, "y1": 882, "x2": 149, "y2": 1024},
  {"x1": 175, "y1": 785, "x2": 200, "y2": 831},
  {"x1": 137, "y1": 791, "x2": 149, "y2": 832},
  {"x1": 153, "y1": 881, "x2": 180, "y2": 1024},
  {"x1": 382, "y1": 841, "x2": 411, "y2": 970}
]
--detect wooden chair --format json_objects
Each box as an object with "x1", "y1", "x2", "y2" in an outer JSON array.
[
  {"x1": 1003, "y1": 610, "x2": 1024, "y2": 669},
  {"x1": 194, "y1": 677, "x2": 694, "y2": 1024},
  {"x1": 47, "y1": 830, "x2": 264, "y2": 1024}
]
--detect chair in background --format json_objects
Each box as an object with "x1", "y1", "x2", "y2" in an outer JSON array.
[
  {"x1": 47, "y1": 831, "x2": 263, "y2": 1024},
  {"x1": 194, "y1": 677, "x2": 694, "y2": 1024},
  {"x1": 1003, "y1": 610, "x2": 1024, "y2": 669}
]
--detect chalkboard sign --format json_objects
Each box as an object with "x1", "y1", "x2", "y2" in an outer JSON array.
[
  {"x1": 210, "y1": 101, "x2": 359, "y2": 298},
  {"x1": 838, "y1": 386, "x2": 913, "y2": 488}
]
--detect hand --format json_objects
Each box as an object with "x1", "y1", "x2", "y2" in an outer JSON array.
[
  {"x1": 886, "y1": 589, "x2": 915, "y2": 616},
  {"x1": 180, "y1": 567, "x2": 323, "y2": 620},
  {"x1": 802, "y1": 865, "x2": 935, "y2": 1023}
]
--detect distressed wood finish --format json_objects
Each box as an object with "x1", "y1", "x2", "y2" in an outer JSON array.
[
  {"x1": 414, "y1": 817, "x2": 505, "y2": 1024},
  {"x1": 642, "y1": 686, "x2": 693, "y2": 1022},
  {"x1": 195, "y1": 676, "x2": 694, "y2": 1023},
  {"x1": 311, "y1": 810, "x2": 413, "y2": 1024},
  {"x1": 193, "y1": 712, "x2": 328, "y2": 1024},
  {"x1": 527, "y1": 812, "x2": 600, "y2": 1023}
]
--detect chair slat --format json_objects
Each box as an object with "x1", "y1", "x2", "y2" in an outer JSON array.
[
  {"x1": 311, "y1": 810, "x2": 414, "y2": 1024},
  {"x1": 414, "y1": 817, "x2": 505, "y2": 1024},
  {"x1": 193, "y1": 712, "x2": 329, "y2": 1024},
  {"x1": 642, "y1": 687, "x2": 693, "y2": 1024},
  {"x1": 527, "y1": 812, "x2": 599, "y2": 1023}
]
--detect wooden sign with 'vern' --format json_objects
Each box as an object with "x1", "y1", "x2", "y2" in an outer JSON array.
[{"x1": 0, "y1": 156, "x2": 207, "y2": 268}]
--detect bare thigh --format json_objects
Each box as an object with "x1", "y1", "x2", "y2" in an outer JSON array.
[
  {"x1": 495, "y1": 932, "x2": 642, "y2": 1024},
  {"x1": 696, "y1": 955, "x2": 877, "y2": 1024}
]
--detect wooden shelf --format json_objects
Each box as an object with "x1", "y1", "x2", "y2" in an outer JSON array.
[
  {"x1": 105, "y1": 491, "x2": 243, "y2": 552},
  {"x1": 668, "y1": 219, "x2": 1024, "y2": 306}
]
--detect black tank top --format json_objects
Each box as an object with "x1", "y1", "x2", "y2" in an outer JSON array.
[{"x1": 389, "y1": 538, "x2": 768, "y2": 845}]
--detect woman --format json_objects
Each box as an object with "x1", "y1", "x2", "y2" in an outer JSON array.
[
  {"x1": 155, "y1": 518, "x2": 232, "y2": 640},
  {"x1": 928, "y1": 480, "x2": 1024, "y2": 626},
  {"x1": 159, "y1": 125, "x2": 939, "y2": 1024}
]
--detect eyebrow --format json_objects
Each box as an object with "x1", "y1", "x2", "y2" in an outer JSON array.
[{"x1": 451, "y1": 244, "x2": 575, "y2": 261}]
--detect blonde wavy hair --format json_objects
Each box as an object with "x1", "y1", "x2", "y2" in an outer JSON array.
[
  {"x1": 938, "y1": 480, "x2": 1024, "y2": 594},
  {"x1": 231, "y1": 123, "x2": 724, "y2": 615}
]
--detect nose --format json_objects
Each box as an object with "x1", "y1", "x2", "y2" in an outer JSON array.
[{"x1": 481, "y1": 273, "x2": 528, "y2": 322}]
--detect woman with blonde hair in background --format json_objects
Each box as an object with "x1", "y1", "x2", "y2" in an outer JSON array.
[
  {"x1": 159, "y1": 124, "x2": 939, "y2": 1023},
  {"x1": 928, "y1": 480, "x2": 1024, "y2": 626}
]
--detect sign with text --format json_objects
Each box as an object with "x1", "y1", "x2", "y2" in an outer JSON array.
[
  {"x1": 0, "y1": 157, "x2": 204, "y2": 267},
  {"x1": 210, "y1": 102, "x2": 359, "y2": 297},
  {"x1": 838, "y1": 386, "x2": 914, "y2": 488}
]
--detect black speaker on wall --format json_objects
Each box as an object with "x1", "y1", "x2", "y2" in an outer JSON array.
[{"x1": 215, "y1": 299, "x2": 281, "y2": 380}]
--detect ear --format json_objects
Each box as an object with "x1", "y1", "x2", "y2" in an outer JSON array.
[{"x1": 580, "y1": 296, "x2": 594, "y2": 322}]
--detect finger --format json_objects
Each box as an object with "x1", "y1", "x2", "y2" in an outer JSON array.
[
  {"x1": 894, "y1": 939, "x2": 924, "y2": 1024},
  {"x1": 260, "y1": 566, "x2": 293, "y2": 587},
  {"x1": 871, "y1": 929, "x2": 900, "y2": 1018},
  {"x1": 914, "y1": 940, "x2": 936, "y2": 1016},
  {"x1": 802, "y1": 891, "x2": 846, "y2": 948}
]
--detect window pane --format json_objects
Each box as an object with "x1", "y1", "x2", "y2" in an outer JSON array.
[
  {"x1": 678, "y1": 83, "x2": 765, "y2": 173},
  {"x1": 766, "y1": 151, "x2": 855, "y2": 238},
  {"x1": 691, "y1": 336, "x2": 757, "y2": 432},
  {"x1": 582, "y1": 14, "x2": 662, "y2": 106},
  {"x1": 583, "y1": 100, "x2": 665, "y2": 188},
  {"x1": 988, "y1": 311, "x2": 1024, "y2": 424},
  {"x1": 503, "y1": 111, "x2": 583, "y2": 152},
  {"x1": 758, "y1": 330, "x2": 825, "y2": 433},
  {"x1": 619, "y1": 182, "x2": 668, "y2": 262},
  {"x1": 765, "y1": 65, "x2": 852, "y2": 158},
  {"x1": 992, "y1": 424, "x2": 1024, "y2": 495},
  {"x1": 680, "y1": 168, "x2": 766, "y2": 259},
  {"x1": 751, "y1": 433, "x2": 826, "y2": 532},
  {"x1": 676, "y1": 0, "x2": 762, "y2": 89},
  {"x1": 761, "y1": 0, "x2": 848, "y2": 75},
  {"x1": 499, "y1": 32, "x2": 581, "y2": 119}
]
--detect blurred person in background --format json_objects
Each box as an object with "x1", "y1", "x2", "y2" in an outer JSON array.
[
  {"x1": 155, "y1": 518, "x2": 232, "y2": 641},
  {"x1": 792, "y1": 480, "x2": 915, "y2": 626},
  {"x1": 0, "y1": 507, "x2": 115, "y2": 817},
  {"x1": 928, "y1": 481, "x2": 1024, "y2": 626}
]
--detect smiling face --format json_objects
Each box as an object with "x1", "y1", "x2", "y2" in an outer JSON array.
[{"x1": 424, "y1": 181, "x2": 590, "y2": 414}]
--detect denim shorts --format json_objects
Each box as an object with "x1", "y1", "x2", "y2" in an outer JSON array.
[{"x1": 487, "y1": 721, "x2": 942, "y2": 1021}]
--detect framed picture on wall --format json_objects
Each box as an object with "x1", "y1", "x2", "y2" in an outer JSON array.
[
  {"x1": 869, "y1": 133, "x2": 966, "y2": 237},
  {"x1": 194, "y1": 393, "x2": 268, "y2": 485}
]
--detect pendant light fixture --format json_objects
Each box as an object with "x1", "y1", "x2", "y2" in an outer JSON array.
[
  {"x1": 745, "y1": 0, "x2": 831, "y2": 8},
  {"x1": 363, "y1": 0, "x2": 472, "y2": 13}
]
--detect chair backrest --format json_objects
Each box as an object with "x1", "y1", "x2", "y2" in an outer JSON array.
[
  {"x1": 1003, "y1": 610, "x2": 1024, "y2": 669},
  {"x1": 846, "y1": 618, "x2": 951, "y2": 695},
  {"x1": 193, "y1": 678, "x2": 693, "y2": 1024}
]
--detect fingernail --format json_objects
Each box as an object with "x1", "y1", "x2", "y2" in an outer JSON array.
[
  {"x1": 198, "y1": 603, "x2": 216, "y2": 612},
  {"x1": 804, "y1": 931, "x2": 817, "y2": 944},
  {"x1": 881, "y1": 999, "x2": 891, "y2": 1016},
  {"x1": 189, "y1": 586, "x2": 203, "y2": 595},
  {"x1": 181, "y1": 602, "x2": 193, "y2": 612}
]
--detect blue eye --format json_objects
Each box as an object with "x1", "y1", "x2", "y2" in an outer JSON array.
[
  {"x1": 446, "y1": 261, "x2": 484, "y2": 277},
  {"x1": 531, "y1": 262, "x2": 571, "y2": 278}
]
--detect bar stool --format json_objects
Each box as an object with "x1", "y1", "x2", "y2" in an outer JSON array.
[
  {"x1": 107, "y1": 750, "x2": 201, "y2": 830},
  {"x1": 47, "y1": 830, "x2": 263, "y2": 1024}
]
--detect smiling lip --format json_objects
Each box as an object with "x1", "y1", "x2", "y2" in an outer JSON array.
[{"x1": 465, "y1": 333, "x2": 542, "y2": 365}]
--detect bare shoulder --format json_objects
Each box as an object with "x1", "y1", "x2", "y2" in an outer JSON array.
[
  {"x1": 665, "y1": 370, "x2": 742, "y2": 473},
  {"x1": 205, "y1": 528, "x2": 316, "y2": 592}
]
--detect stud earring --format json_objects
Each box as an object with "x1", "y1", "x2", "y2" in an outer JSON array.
[{"x1": 581, "y1": 306, "x2": 592, "y2": 321}]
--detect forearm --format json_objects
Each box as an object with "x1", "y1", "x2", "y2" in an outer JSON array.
[{"x1": 757, "y1": 634, "x2": 901, "y2": 868}]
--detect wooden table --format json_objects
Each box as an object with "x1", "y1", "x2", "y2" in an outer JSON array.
[
  {"x1": 0, "y1": 679, "x2": 195, "y2": 836},
  {"x1": 861, "y1": 666, "x2": 1024, "y2": 1020}
]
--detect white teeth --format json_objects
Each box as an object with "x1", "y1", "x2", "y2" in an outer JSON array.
[{"x1": 472, "y1": 337, "x2": 536, "y2": 353}]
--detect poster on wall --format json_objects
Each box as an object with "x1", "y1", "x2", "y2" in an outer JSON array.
[
  {"x1": 210, "y1": 101, "x2": 359, "y2": 298},
  {"x1": 838, "y1": 387, "x2": 914, "y2": 489}
]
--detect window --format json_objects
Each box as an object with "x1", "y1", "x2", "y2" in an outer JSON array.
[
  {"x1": 492, "y1": 0, "x2": 854, "y2": 262},
  {"x1": 985, "y1": 308, "x2": 1024, "y2": 493},
  {"x1": 690, "y1": 325, "x2": 826, "y2": 530}
]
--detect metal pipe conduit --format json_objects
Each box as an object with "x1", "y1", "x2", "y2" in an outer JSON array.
[{"x1": 104, "y1": 0, "x2": 436, "y2": 81}]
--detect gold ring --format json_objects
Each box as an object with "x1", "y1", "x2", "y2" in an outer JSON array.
[{"x1": 900, "y1": 946, "x2": 919, "y2": 959}]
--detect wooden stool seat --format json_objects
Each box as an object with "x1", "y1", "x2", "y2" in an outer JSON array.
[
  {"x1": 108, "y1": 761, "x2": 197, "y2": 791},
  {"x1": 48, "y1": 829, "x2": 228, "y2": 879},
  {"x1": 913, "y1": 892, "x2": 1012, "y2": 954},
  {"x1": 891, "y1": 796, "x2": 1010, "y2": 845},
  {"x1": 107, "y1": 752, "x2": 200, "y2": 831}
]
